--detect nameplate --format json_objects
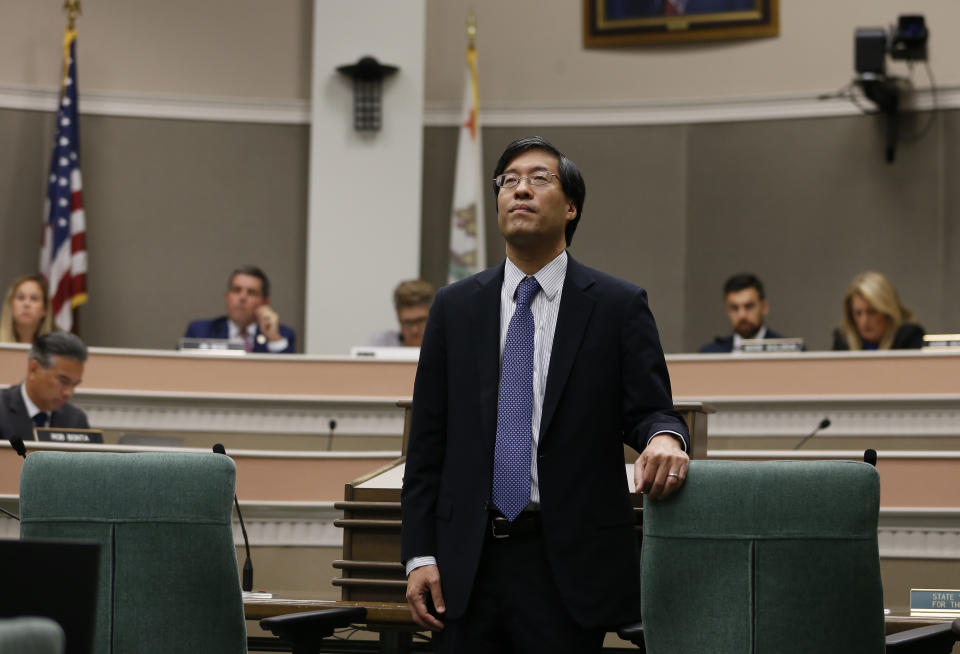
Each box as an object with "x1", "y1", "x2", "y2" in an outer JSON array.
[
  {"x1": 178, "y1": 337, "x2": 246, "y2": 354},
  {"x1": 922, "y1": 334, "x2": 960, "y2": 349},
  {"x1": 737, "y1": 338, "x2": 804, "y2": 353},
  {"x1": 35, "y1": 427, "x2": 104, "y2": 444},
  {"x1": 910, "y1": 589, "x2": 960, "y2": 617}
]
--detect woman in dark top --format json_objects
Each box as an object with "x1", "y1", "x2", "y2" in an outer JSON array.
[{"x1": 832, "y1": 271, "x2": 924, "y2": 350}]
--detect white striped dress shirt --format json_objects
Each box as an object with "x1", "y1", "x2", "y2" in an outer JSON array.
[{"x1": 499, "y1": 250, "x2": 568, "y2": 507}]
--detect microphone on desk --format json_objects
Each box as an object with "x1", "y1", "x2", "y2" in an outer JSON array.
[
  {"x1": 9, "y1": 437, "x2": 27, "y2": 459},
  {"x1": 326, "y1": 419, "x2": 337, "y2": 452},
  {"x1": 864, "y1": 449, "x2": 878, "y2": 467},
  {"x1": 792, "y1": 417, "x2": 831, "y2": 450},
  {"x1": 213, "y1": 443, "x2": 254, "y2": 592}
]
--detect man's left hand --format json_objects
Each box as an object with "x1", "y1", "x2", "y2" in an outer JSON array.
[
  {"x1": 635, "y1": 434, "x2": 689, "y2": 501},
  {"x1": 256, "y1": 306, "x2": 282, "y2": 342}
]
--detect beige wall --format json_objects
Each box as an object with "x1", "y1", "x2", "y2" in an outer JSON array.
[
  {"x1": 427, "y1": 0, "x2": 960, "y2": 105},
  {"x1": 1, "y1": 1, "x2": 958, "y2": 352},
  {"x1": 1, "y1": 1, "x2": 956, "y2": 104},
  {"x1": 0, "y1": 0, "x2": 313, "y2": 100}
]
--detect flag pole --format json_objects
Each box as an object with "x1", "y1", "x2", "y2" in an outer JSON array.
[
  {"x1": 447, "y1": 11, "x2": 485, "y2": 282},
  {"x1": 42, "y1": 0, "x2": 89, "y2": 333},
  {"x1": 64, "y1": 0, "x2": 81, "y2": 30}
]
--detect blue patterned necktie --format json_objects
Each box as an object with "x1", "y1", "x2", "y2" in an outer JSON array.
[{"x1": 492, "y1": 276, "x2": 541, "y2": 521}]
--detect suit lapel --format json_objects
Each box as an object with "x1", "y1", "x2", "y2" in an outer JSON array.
[
  {"x1": 540, "y1": 257, "x2": 596, "y2": 441},
  {"x1": 470, "y1": 264, "x2": 505, "y2": 446},
  {"x1": 6, "y1": 384, "x2": 36, "y2": 441}
]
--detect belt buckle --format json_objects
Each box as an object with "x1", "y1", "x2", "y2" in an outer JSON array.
[{"x1": 491, "y1": 517, "x2": 510, "y2": 539}]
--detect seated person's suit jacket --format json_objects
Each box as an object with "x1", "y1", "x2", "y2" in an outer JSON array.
[
  {"x1": 831, "y1": 322, "x2": 925, "y2": 350},
  {"x1": 699, "y1": 327, "x2": 784, "y2": 353},
  {"x1": 184, "y1": 316, "x2": 296, "y2": 353},
  {"x1": 0, "y1": 384, "x2": 90, "y2": 441}
]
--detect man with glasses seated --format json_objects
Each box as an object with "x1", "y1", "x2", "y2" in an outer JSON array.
[
  {"x1": 0, "y1": 332, "x2": 90, "y2": 440},
  {"x1": 402, "y1": 136, "x2": 689, "y2": 653},
  {"x1": 369, "y1": 279, "x2": 435, "y2": 348}
]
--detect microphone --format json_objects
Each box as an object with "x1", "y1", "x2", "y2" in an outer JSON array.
[
  {"x1": 0, "y1": 506, "x2": 19, "y2": 521},
  {"x1": 10, "y1": 437, "x2": 27, "y2": 459},
  {"x1": 213, "y1": 443, "x2": 254, "y2": 592},
  {"x1": 793, "y1": 418, "x2": 831, "y2": 450},
  {"x1": 326, "y1": 419, "x2": 337, "y2": 452},
  {"x1": 864, "y1": 449, "x2": 878, "y2": 467}
]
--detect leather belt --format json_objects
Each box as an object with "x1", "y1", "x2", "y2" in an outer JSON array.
[{"x1": 489, "y1": 511, "x2": 542, "y2": 539}]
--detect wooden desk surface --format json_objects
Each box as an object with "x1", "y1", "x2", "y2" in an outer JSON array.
[
  {"x1": 244, "y1": 597, "x2": 413, "y2": 626},
  {"x1": 4, "y1": 344, "x2": 959, "y2": 400}
]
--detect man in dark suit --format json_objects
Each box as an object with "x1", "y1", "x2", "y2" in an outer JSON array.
[
  {"x1": 184, "y1": 265, "x2": 296, "y2": 353},
  {"x1": 699, "y1": 273, "x2": 784, "y2": 353},
  {"x1": 1, "y1": 332, "x2": 90, "y2": 441},
  {"x1": 401, "y1": 137, "x2": 690, "y2": 653}
]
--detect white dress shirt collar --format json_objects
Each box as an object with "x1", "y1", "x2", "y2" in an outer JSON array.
[
  {"x1": 20, "y1": 383, "x2": 44, "y2": 419},
  {"x1": 227, "y1": 320, "x2": 257, "y2": 341},
  {"x1": 732, "y1": 325, "x2": 768, "y2": 351},
  {"x1": 503, "y1": 250, "x2": 567, "y2": 302}
]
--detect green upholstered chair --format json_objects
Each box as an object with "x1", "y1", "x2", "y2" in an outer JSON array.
[
  {"x1": 0, "y1": 617, "x2": 65, "y2": 654},
  {"x1": 628, "y1": 459, "x2": 960, "y2": 654},
  {"x1": 19, "y1": 452, "x2": 247, "y2": 654}
]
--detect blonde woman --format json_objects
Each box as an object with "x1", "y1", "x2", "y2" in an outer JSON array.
[
  {"x1": 831, "y1": 271, "x2": 924, "y2": 350},
  {"x1": 0, "y1": 274, "x2": 55, "y2": 344}
]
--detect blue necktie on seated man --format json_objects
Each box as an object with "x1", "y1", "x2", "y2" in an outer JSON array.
[
  {"x1": 492, "y1": 276, "x2": 540, "y2": 522},
  {"x1": 33, "y1": 413, "x2": 48, "y2": 429}
]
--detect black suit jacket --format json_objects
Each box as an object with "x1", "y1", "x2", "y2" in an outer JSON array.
[
  {"x1": 400, "y1": 255, "x2": 689, "y2": 629},
  {"x1": 831, "y1": 322, "x2": 925, "y2": 350},
  {"x1": 0, "y1": 384, "x2": 90, "y2": 441},
  {"x1": 184, "y1": 316, "x2": 296, "y2": 353},
  {"x1": 699, "y1": 327, "x2": 785, "y2": 353}
]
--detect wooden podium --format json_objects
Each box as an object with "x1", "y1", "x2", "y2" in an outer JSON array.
[{"x1": 332, "y1": 402, "x2": 714, "y2": 603}]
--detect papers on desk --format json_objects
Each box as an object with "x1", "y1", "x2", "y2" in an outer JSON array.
[{"x1": 354, "y1": 462, "x2": 639, "y2": 493}]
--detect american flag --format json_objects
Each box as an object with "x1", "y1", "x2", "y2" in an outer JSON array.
[{"x1": 40, "y1": 25, "x2": 87, "y2": 332}]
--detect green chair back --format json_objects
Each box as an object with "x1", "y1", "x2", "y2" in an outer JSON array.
[
  {"x1": 0, "y1": 616, "x2": 64, "y2": 654},
  {"x1": 641, "y1": 459, "x2": 884, "y2": 654},
  {"x1": 19, "y1": 452, "x2": 247, "y2": 654}
]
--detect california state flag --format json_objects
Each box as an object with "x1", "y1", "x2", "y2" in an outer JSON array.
[{"x1": 447, "y1": 41, "x2": 485, "y2": 283}]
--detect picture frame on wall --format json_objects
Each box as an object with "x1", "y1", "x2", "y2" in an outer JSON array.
[{"x1": 583, "y1": 0, "x2": 779, "y2": 47}]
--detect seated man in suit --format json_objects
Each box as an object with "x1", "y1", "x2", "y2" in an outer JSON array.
[
  {"x1": 184, "y1": 265, "x2": 296, "y2": 353},
  {"x1": 1, "y1": 332, "x2": 90, "y2": 441},
  {"x1": 700, "y1": 273, "x2": 783, "y2": 353}
]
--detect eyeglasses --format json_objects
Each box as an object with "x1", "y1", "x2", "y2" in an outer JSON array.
[
  {"x1": 493, "y1": 172, "x2": 558, "y2": 189},
  {"x1": 400, "y1": 317, "x2": 428, "y2": 330}
]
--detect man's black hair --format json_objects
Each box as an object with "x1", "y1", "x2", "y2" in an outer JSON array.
[
  {"x1": 491, "y1": 136, "x2": 586, "y2": 247},
  {"x1": 228, "y1": 265, "x2": 270, "y2": 299},
  {"x1": 723, "y1": 273, "x2": 765, "y2": 300},
  {"x1": 29, "y1": 332, "x2": 88, "y2": 368}
]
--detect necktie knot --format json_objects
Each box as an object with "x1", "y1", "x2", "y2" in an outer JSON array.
[
  {"x1": 33, "y1": 412, "x2": 48, "y2": 428},
  {"x1": 515, "y1": 276, "x2": 540, "y2": 310}
]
